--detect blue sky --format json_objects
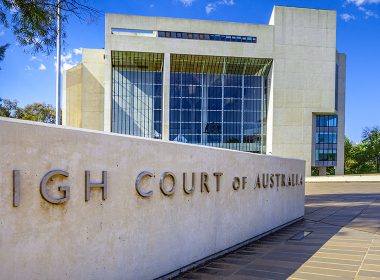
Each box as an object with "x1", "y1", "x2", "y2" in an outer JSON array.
[{"x1": 0, "y1": 0, "x2": 379, "y2": 142}]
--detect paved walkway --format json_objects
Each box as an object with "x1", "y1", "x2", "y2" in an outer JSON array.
[{"x1": 176, "y1": 182, "x2": 380, "y2": 280}]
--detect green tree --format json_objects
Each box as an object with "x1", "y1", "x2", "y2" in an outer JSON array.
[
  {"x1": 0, "y1": 97, "x2": 18, "y2": 117},
  {"x1": 16, "y1": 102, "x2": 55, "y2": 123},
  {"x1": 352, "y1": 142, "x2": 375, "y2": 174},
  {"x1": 0, "y1": 0, "x2": 98, "y2": 67},
  {"x1": 0, "y1": 43, "x2": 10, "y2": 67},
  {"x1": 362, "y1": 126, "x2": 380, "y2": 173},
  {"x1": 345, "y1": 136, "x2": 357, "y2": 174},
  {"x1": 0, "y1": 98, "x2": 56, "y2": 123},
  {"x1": 345, "y1": 127, "x2": 380, "y2": 174}
]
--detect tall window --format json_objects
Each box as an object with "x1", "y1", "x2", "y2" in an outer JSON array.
[
  {"x1": 315, "y1": 115, "x2": 338, "y2": 166},
  {"x1": 111, "y1": 51, "x2": 163, "y2": 138},
  {"x1": 169, "y1": 54, "x2": 272, "y2": 153}
]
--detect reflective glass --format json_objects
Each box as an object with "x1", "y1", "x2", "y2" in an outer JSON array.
[
  {"x1": 315, "y1": 115, "x2": 338, "y2": 166},
  {"x1": 169, "y1": 72, "x2": 266, "y2": 153},
  {"x1": 158, "y1": 31, "x2": 257, "y2": 44}
]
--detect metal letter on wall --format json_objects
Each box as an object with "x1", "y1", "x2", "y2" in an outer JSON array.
[
  {"x1": 242, "y1": 177, "x2": 247, "y2": 190},
  {"x1": 232, "y1": 177, "x2": 240, "y2": 190},
  {"x1": 135, "y1": 171, "x2": 154, "y2": 198},
  {"x1": 40, "y1": 170, "x2": 70, "y2": 204},
  {"x1": 213, "y1": 172, "x2": 223, "y2": 192},
  {"x1": 183, "y1": 173, "x2": 195, "y2": 194},
  {"x1": 13, "y1": 170, "x2": 20, "y2": 207},
  {"x1": 201, "y1": 172, "x2": 209, "y2": 193},
  {"x1": 160, "y1": 172, "x2": 176, "y2": 196},
  {"x1": 85, "y1": 171, "x2": 107, "y2": 201}
]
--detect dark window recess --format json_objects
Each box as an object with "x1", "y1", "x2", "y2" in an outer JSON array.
[
  {"x1": 157, "y1": 30, "x2": 257, "y2": 44},
  {"x1": 315, "y1": 115, "x2": 338, "y2": 166},
  {"x1": 205, "y1": 123, "x2": 222, "y2": 134}
]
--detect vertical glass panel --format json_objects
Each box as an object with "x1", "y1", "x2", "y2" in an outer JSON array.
[
  {"x1": 111, "y1": 51, "x2": 163, "y2": 139},
  {"x1": 169, "y1": 54, "x2": 268, "y2": 153},
  {"x1": 315, "y1": 115, "x2": 338, "y2": 166}
]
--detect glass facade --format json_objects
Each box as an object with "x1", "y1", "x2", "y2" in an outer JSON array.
[
  {"x1": 111, "y1": 51, "x2": 273, "y2": 154},
  {"x1": 315, "y1": 115, "x2": 338, "y2": 166},
  {"x1": 158, "y1": 31, "x2": 257, "y2": 44},
  {"x1": 169, "y1": 54, "x2": 272, "y2": 153},
  {"x1": 111, "y1": 51, "x2": 163, "y2": 138}
]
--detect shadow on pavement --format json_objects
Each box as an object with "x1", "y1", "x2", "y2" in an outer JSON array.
[{"x1": 175, "y1": 183, "x2": 380, "y2": 280}]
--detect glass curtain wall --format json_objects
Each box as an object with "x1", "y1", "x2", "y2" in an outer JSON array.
[
  {"x1": 169, "y1": 54, "x2": 272, "y2": 153},
  {"x1": 315, "y1": 115, "x2": 338, "y2": 166},
  {"x1": 111, "y1": 51, "x2": 163, "y2": 138}
]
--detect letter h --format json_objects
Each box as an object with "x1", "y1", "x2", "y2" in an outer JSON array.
[{"x1": 85, "y1": 171, "x2": 107, "y2": 201}]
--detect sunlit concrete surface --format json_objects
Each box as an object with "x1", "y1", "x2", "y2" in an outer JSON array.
[
  {"x1": 176, "y1": 182, "x2": 380, "y2": 280},
  {"x1": 0, "y1": 118, "x2": 305, "y2": 280},
  {"x1": 306, "y1": 175, "x2": 380, "y2": 183}
]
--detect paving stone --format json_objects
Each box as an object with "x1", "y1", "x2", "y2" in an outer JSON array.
[
  {"x1": 360, "y1": 263, "x2": 380, "y2": 272},
  {"x1": 289, "y1": 271, "x2": 344, "y2": 279},
  {"x1": 175, "y1": 183, "x2": 380, "y2": 280},
  {"x1": 358, "y1": 270, "x2": 380, "y2": 278},
  {"x1": 297, "y1": 266, "x2": 357, "y2": 278},
  {"x1": 234, "y1": 268, "x2": 287, "y2": 279},
  {"x1": 303, "y1": 260, "x2": 359, "y2": 272}
]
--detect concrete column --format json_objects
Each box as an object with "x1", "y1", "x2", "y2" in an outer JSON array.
[
  {"x1": 62, "y1": 71, "x2": 67, "y2": 126},
  {"x1": 162, "y1": 53, "x2": 171, "y2": 141},
  {"x1": 266, "y1": 69, "x2": 274, "y2": 155},
  {"x1": 103, "y1": 50, "x2": 112, "y2": 133},
  {"x1": 318, "y1": 167, "x2": 327, "y2": 176},
  {"x1": 336, "y1": 52, "x2": 346, "y2": 175},
  {"x1": 305, "y1": 163, "x2": 312, "y2": 177}
]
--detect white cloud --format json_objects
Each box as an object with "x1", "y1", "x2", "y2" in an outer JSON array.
[
  {"x1": 62, "y1": 63, "x2": 75, "y2": 71},
  {"x1": 205, "y1": 3, "x2": 216, "y2": 14},
  {"x1": 30, "y1": 56, "x2": 42, "y2": 62},
  {"x1": 205, "y1": 0, "x2": 235, "y2": 14},
  {"x1": 73, "y1": 48, "x2": 82, "y2": 55},
  {"x1": 54, "y1": 47, "x2": 82, "y2": 72},
  {"x1": 39, "y1": 63, "x2": 47, "y2": 71},
  {"x1": 345, "y1": 0, "x2": 380, "y2": 6},
  {"x1": 61, "y1": 52, "x2": 73, "y2": 63},
  {"x1": 340, "y1": 13, "x2": 356, "y2": 21},
  {"x1": 221, "y1": 0, "x2": 235, "y2": 4},
  {"x1": 358, "y1": 6, "x2": 379, "y2": 18},
  {"x1": 25, "y1": 65, "x2": 32, "y2": 71},
  {"x1": 180, "y1": 0, "x2": 195, "y2": 7},
  {"x1": 364, "y1": 9, "x2": 379, "y2": 17}
]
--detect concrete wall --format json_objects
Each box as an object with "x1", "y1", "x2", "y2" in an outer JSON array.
[
  {"x1": 63, "y1": 64, "x2": 82, "y2": 127},
  {"x1": 336, "y1": 52, "x2": 346, "y2": 175},
  {"x1": 269, "y1": 6, "x2": 338, "y2": 176},
  {"x1": 63, "y1": 49, "x2": 105, "y2": 131},
  {"x1": 0, "y1": 117, "x2": 305, "y2": 280},
  {"x1": 306, "y1": 174, "x2": 380, "y2": 183}
]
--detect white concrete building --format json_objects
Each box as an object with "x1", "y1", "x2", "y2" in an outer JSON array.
[{"x1": 63, "y1": 6, "x2": 346, "y2": 176}]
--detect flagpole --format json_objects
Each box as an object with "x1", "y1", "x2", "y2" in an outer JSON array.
[{"x1": 55, "y1": 0, "x2": 61, "y2": 125}]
